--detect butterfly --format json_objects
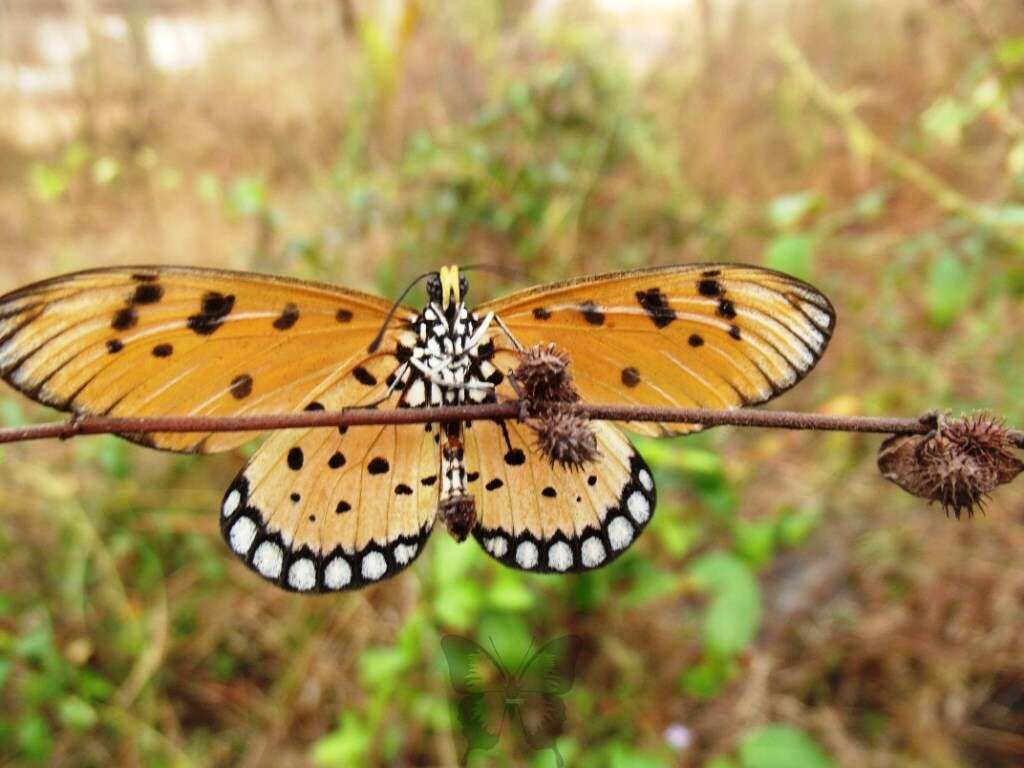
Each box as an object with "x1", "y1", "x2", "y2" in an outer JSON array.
[
  {"x1": 441, "y1": 634, "x2": 581, "y2": 766},
  {"x1": 0, "y1": 263, "x2": 834, "y2": 592}
]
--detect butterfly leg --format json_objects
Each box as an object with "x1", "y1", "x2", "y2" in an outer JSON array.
[
  {"x1": 348, "y1": 360, "x2": 412, "y2": 410},
  {"x1": 492, "y1": 314, "x2": 524, "y2": 352}
]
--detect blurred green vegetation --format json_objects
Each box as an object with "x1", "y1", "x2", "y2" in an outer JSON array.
[{"x1": 1, "y1": 1, "x2": 1023, "y2": 766}]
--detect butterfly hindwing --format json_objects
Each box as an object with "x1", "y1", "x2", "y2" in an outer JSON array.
[
  {"x1": 464, "y1": 417, "x2": 656, "y2": 573},
  {"x1": 0, "y1": 266, "x2": 415, "y2": 452},
  {"x1": 479, "y1": 263, "x2": 835, "y2": 436},
  {"x1": 219, "y1": 358, "x2": 437, "y2": 592}
]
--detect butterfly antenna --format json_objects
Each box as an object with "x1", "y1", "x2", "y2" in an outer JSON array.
[
  {"x1": 367, "y1": 270, "x2": 435, "y2": 353},
  {"x1": 488, "y1": 636, "x2": 509, "y2": 678},
  {"x1": 516, "y1": 637, "x2": 537, "y2": 676}
]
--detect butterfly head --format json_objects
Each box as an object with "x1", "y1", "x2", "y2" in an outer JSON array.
[{"x1": 426, "y1": 265, "x2": 469, "y2": 311}]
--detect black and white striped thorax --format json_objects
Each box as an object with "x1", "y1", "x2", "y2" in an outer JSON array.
[{"x1": 390, "y1": 301, "x2": 503, "y2": 409}]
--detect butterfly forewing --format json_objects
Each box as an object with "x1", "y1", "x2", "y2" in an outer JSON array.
[
  {"x1": 0, "y1": 267, "x2": 414, "y2": 452},
  {"x1": 480, "y1": 264, "x2": 835, "y2": 436}
]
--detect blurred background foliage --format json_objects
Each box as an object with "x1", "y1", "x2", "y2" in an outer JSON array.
[{"x1": 0, "y1": 0, "x2": 1023, "y2": 766}]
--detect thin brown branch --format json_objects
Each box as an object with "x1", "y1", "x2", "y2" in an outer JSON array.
[{"x1": 1, "y1": 403, "x2": 1020, "y2": 448}]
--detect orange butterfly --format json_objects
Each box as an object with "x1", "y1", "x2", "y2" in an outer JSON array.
[{"x1": 0, "y1": 264, "x2": 834, "y2": 592}]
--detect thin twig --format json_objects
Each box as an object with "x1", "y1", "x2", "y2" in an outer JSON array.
[{"x1": 0, "y1": 403, "x2": 1020, "y2": 448}]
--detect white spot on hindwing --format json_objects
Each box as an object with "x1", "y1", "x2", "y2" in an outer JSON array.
[
  {"x1": 362, "y1": 551, "x2": 387, "y2": 581},
  {"x1": 638, "y1": 469, "x2": 654, "y2": 492},
  {"x1": 516, "y1": 541, "x2": 538, "y2": 569},
  {"x1": 627, "y1": 491, "x2": 651, "y2": 524},
  {"x1": 229, "y1": 517, "x2": 257, "y2": 555},
  {"x1": 485, "y1": 536, "x2": 508, "y2": 558},
  {"x1": 253, "y1": 541, "x2": 283, "y2": 579},
  {"x1": 394, "y1": 542, "x2": 418, "y2": 565},
  {"x1": 288, "y1": 558, "x2": 316, "y2": 591},
  {"x1": 547, "y1": 541, "x2": 573, "y2": 571},
  {"x1": 581, "y1": 537, "x2": 606, "y2": 567},
  {"x1": 608, "y1": 517, "x2": 634, "y2": 551},
  {"x1": 222, "y1": 489, "x2": 241, "y2": 517},
  {"x1": 324, "y1": 556, "x2": 352, "y2": 589}
]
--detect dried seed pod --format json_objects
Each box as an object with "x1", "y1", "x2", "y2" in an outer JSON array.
[
  {"x1": 877, "y1": 412, "x2": 1023, "y2": 518},
  {"x1": 513, "y1": 343, "x2": 580, "y2": 405},
  {"x1": 530, "y1": 403, "x2": 601, "y2": 470}
]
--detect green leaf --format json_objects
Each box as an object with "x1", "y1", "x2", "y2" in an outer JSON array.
[
  {"x1": 486, "y1": 571, "x2": 535, "y2": 612},
  {"x1": 358, "y1": 646, "x2": 409, "y2": 690},
  {"x1": 732, "y1": 518, "x2": 777, "y2": 568},
  {"x1": 688, "y1": 552, "x2": 762, "y2": 655},
  {"x1": 16, "y1": 715, "x2": 52, "y2": 762},
  {"x1": 777, "y1": 507, "x2": 822, "y2": 548},
  {"x1": 997, "y1": 36, "x2": 1024, "y2": 67},
  {"x1": 764, "y1": 233, "x2": 817, "y2": 280},
  {"x1": 312, "y1": 713, "x2": 371, "y2": 766},
  {"x1": 433, "y1": 580, "x2": 482, "y2": 631},
  {"x1": 681, "y1": 654, "x2": 735, "y2": 699},
  {"x1": 92, "y1": 156, "x2": 121, "y2": 186},
  {"x1": 925, "y1": 252, "x2": 972, "y2": 328},
  {"x1": 29, "y1": 164, "x2": 68, "y2": 202},
  {"x1": 609, "y1": 743, "x2": 670, "y2": 768},
  {"x1": 227, "y1": 175, "x2": 268, "y2": 217},
  {"x1": 921, "y1": 97, "x2": 974, "y2": 147},
  {"x1": 767, "y1": 192, "x2": 819, "y2": 229},
  {"x1": 58, "y1": 696, "x2": 98, "y2": 730},
  {"x1": 738, "y1": 725, "x2": 835, "y2": 768}
]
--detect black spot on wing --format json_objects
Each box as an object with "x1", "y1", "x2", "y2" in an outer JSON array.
[
  {"x1": 188, "y1": 292, "x2": 235, "y2": 336},
  {"x1": 421, "y1": 474, "x2": 437, "y2": 486},
  {"x1": 287, "y1": 447, "x2": 304, "y2": 470},
  {"x1": 273, "y1": 302, "x2": 299, "y2": 330},
  {"x1": 336, "y1": 501, "x2": 351, "y2": 514},
  {"x1": 336, "y1": 308, "x2": 353, "y2": 323},
  {"x1": 688, "y1": 334, "x2": 704, "y2": 347},
  {"x1": 504, "y1": 448, "x2": 526, "y2": 466},
  {"x1": 635, "y1": 287, "x2": 677, "y2": 328},
  {"x1": 485, "y1": 478, "x2": 503, "y2": 491},
  {"x1": 541, "y1": 486, "x2": 557, "y2": 498},
  {"x1": 230, "y1": 374, "x2": 253, "y2": 399},
  {"x1": 328, "y1": 451, "x2": 346, "y2": 469},
  {"x1": 152, "y1": 343, "x2": 173, "y2": 357},
  {"x1": 368, "y1": 457, "x2": 390, "y2": 474},
  {"x1": 579, "y1": 301, "x2": 605, "y2": 326},
  {"x1": 353, "y1": 366, "x2": 377, "y2": 386},
  {"x1": 395, "y1": 484, "x2": 413, "y2": 496},
  {"x1": 111, "y1": 307, "x2": 137, "y2": 331},
  {"x1": 621, "y1": 367, "x2": 640, "y2": 387},
  {"x1": 729, "y1": 325, "x2": 742, "y2": 340},
  {"x1": 696, "y1": 279, "x2": 722, "y2": 297},
  {"x1": 532, "y1": 307, "x2": 551, "y2": 320},
  {"x1": 717, "y1": 298, "x2": 737, "y2": 320},
  {"x1": 130, "y1": 283, "x2": 163, "y2": 305}
]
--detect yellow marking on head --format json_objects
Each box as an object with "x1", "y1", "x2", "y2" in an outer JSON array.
[{"x1": 439, "y1": 265, "x2": 461, "y2": 309}]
